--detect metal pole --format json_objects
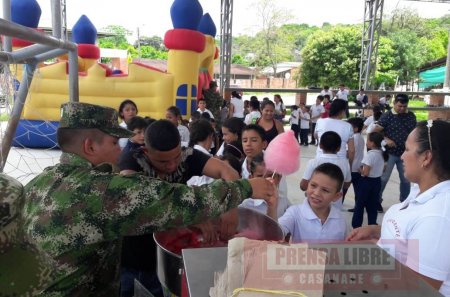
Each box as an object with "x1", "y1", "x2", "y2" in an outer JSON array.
[
  {"x1": 6, "y1": 44, "x2": 54, "y2": 63},
  {"x1": 2, "y1": 0, "x2": 12, "y2": 52},
  {"x1": 68, "y1": 49, "x2": 79, "y2": 102},
  {"x1": 34, "y1": 48, "x2": 67, "y2": 62},
  {"x1": 0, "y1": 63, "x2": 37, "y2": 172},
  {"x1": 137, "y1": 27, "x2": 141, "y2": 61},
  {"x1": 51, "y1": 0, "x2": 62, "y2": 39},
  {"x1": 0, "y1": 18, "x2": 77, "y2": 51}
]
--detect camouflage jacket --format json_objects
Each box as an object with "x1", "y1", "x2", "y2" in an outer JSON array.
[
  {"x1": 1, "y1": 174, "x2": 54, "y2": 296},
  {"x1": 22, "y1": 152, "x2": 252, "y2": 296}
]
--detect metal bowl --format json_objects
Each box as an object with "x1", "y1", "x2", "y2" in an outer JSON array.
[
  {"x1": 153, "y1": 207, "x2": 284, "y2": 296},
  {"x1": 236, "y1": 206, "x2": 284, "y2": 241}
]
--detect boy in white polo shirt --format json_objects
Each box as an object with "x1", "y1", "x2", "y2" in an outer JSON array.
[
  {"x1": 270, "y1": 163, "x2": 348, "y2": 243},
  {"x1": 300, "y1": 131, "x2": 351, "y2": 196}
]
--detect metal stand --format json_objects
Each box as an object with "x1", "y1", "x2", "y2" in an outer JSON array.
[
  {"x1": 219, "y1": 0, "x2": 233, "y2": 96},
  {"x1": 0, "y1": 0, "x2": 79, "y2": 171}
]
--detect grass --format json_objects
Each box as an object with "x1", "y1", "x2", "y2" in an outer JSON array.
[
  {"x1": 0, "y1": 113, "x2": 9, "y2": 121},
  {"x1": 408, "y1": 100, "x2": 428, "y2": 122}
]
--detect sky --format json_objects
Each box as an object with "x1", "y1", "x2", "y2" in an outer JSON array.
[{"x1": 2, "y1": 0, "x2": 450, "y2": 41}]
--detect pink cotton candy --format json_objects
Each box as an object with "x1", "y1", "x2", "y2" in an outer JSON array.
[{"x1": 264, "y1": 130, "x2": 300, "y2": 175}]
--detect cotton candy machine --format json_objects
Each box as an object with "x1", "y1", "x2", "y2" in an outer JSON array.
[{"x1": 154, "y1": 207, "x2": 284, "y2": 296}]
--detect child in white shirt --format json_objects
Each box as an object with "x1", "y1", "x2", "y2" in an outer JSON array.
[
  {"x1": 351, "y1": 132, "x2": 387, "y2": 228},
  {"x1": 347, "y1": 117, "x2": 365, "y2": 212},
  {"x1": 197, "y1": 98, "x2": 214, "y2": 119},
  {"x1": 270, "y1": 163, "x2": 348, "y2": 243},
  {"x1": 299, "y1": 105, "x2": 311, "y2": 146},
  {"x1": 244, "y1": 97, "x2": 261, "y2": 125},
  {"x1": 289, "y1": 105, "x2": 300, "y2": 143},
  {"x1": 300, "y1": 131, "x2": 352, "y2": 197}
]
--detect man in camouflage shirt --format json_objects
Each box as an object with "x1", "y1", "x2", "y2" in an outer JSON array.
[
  {"x1": 22, "y1": 102, "x2": 276, "y2": 296},
  {"x1": 0, "y1": 173, "x2": 53, "y2": 296}
]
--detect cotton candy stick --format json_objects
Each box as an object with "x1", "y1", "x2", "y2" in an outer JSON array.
[{"x1": 264, "y1": 130, "x2": 301, "y2": 175}]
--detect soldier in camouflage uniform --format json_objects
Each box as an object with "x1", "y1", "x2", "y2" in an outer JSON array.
[
  {"x1": 21, "y1": 102, "x2": 276, "y2": 296},
  {"x1": 1, "y1": 173, "x2": 53, "y2": 296}
]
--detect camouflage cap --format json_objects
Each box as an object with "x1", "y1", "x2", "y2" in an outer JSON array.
[{"x1": 59, "y1": 102, "x2": 133, "y2": 138}]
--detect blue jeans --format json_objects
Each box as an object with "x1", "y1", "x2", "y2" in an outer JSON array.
[
  {"x1": 379, "y1": 154, "x2": 410, "y2": 203},
  {"x1": 352, "y1": 176, "x2": 380, "y2": 228}
]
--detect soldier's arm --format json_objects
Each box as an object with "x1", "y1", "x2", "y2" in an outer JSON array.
[
  {"x1": 201, "y1": 157, "x2": 240, "y2": 181},
  {"x1": 103, "y1": 175, "x2": 254, "y2": 238}
]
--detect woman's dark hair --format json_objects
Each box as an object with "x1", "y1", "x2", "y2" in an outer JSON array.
[
  {"x1": 145, "y1": 120, "x2": 180, "y2": 151},
  {"x1": 373, "y1": 111, "x2": 383, "y2": 121},
  {"x1": 312, "y1": 163, "x2": 344, "y2": 191},
  {"x1": 320, "y1": 131, "x2": 341, "y2": 153},
  {"x1": 415, "y1": 120, "x2": 450, "y2": 181},
  {"x1": 372, "y1": 105, "x2": 382, "y2": 114},
  {"x1": 274, "y1": 94, "x2": 283, "y2": 103},
  {"x1": 231, "y1": 91, "x2": 242, "y2": 99},
  {"x1": 329, "y1": 99, "x2": 348, "y2": 117},
  {"x1": 260, "y1": 99, "x2": 275, "y2": 110},
  {"x1": 167, "y1": 106, "x2": 182, "y2": 120},
  {"x1": 291, "y1": 105, "x2": 298, "y2": 110},
  {"x1": 189, "y1": 119, "x2": 214, "y2": 147},
  {"x1": 347, "y1": 117, "x2": 364, "y2": 132},
  {"x1": 220, "y1": 154, "x2": 242, "y2": 175},
  {"x1": 368, "y1": 132, "x2": 389, "y2": 161},
  {"x1": 249, "y1": 152, "x2": 265, "y2": 175},
  {"x1": 250, "y1": 98, "x2": 260, "y2": 110},
  {"x1": 242, "y1": 124, "x2": 266, "y2": 141},
  {"x1": 223, "y1": 140, "x2": 245, "y2": 161},
  {"x1": 222, "y1": 117, "x2": 246, "y2": 139},
  {"x1": 118, "y1": 99, "x2": 138, "y2": 119}
]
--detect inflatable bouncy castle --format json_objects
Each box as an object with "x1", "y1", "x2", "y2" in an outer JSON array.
[{"x1": 11, "y1": 0, "x2": 218, "y2": 148}]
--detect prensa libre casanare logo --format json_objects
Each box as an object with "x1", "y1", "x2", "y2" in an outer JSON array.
[{"x1": 267, "y1": 244, "x2": 396, "y2": 270}]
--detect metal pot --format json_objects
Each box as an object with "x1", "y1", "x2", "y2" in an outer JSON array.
[
  {"x1": 153, "y1": 207, "x2": 284, "y2": 296},
  {"x1": 153, "y1": 230, "x2": 184, "y2": 296}
]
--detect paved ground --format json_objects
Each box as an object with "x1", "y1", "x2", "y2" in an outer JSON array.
[{"x1": 3, "y1": 131, "x2": 404, "y2": 229}]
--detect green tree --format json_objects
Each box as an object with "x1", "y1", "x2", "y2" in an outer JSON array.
[
  {"x1": 374, "y1": 36, "x2": 396, "y2": 88},
  {"x1": 388, "y1": 30, "x2": 427, "y2": 85},
  {"x1": 134, "y1": 35, "x2": 165, "y2": 51},
  {"x1": 384, "y1": 7, "x2": 427, "y2": 36},
  {"x1": 231, "y1": 54, "x2": 249, "y2": 66},
  {"x1": 98, "y1": 25, "x2": 132, "y2": 50},
  {"x1": 300, "y1": 26, "x2": 361, "y2": 88},
  {"x1": 251, "y1": 0, "x2": 294, "y2": 75}
]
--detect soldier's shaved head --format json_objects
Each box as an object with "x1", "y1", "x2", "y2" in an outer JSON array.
[
  {"x1": 145, "y1": 120, "x2": 180, "y2": 152},
  {"x1": 57, "y1": 128, "x2": 106, "y2": 153}
]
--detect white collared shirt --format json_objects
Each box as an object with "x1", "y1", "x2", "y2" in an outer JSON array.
[
  {"x1": 379, "y1": 181, "x2": 450, "y2": 297},
  {"x1": 278, "y1": 199, "x2": 348, "y2": 243},
  {"x1": 241, "y1": 157, "x2": 250, "y2": 179},
  {"x1": 197, "y1": 108, "x2": 214, "y2": 119}
]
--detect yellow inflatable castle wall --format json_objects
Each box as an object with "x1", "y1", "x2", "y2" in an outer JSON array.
[{"x1": 16, "y1": 0, "x2": 218, "y2": 125}]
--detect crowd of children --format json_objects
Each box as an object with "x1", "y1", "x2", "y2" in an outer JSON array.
[{"x1": 114, "y1": 88, "x2": 395, "y2": 295}]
